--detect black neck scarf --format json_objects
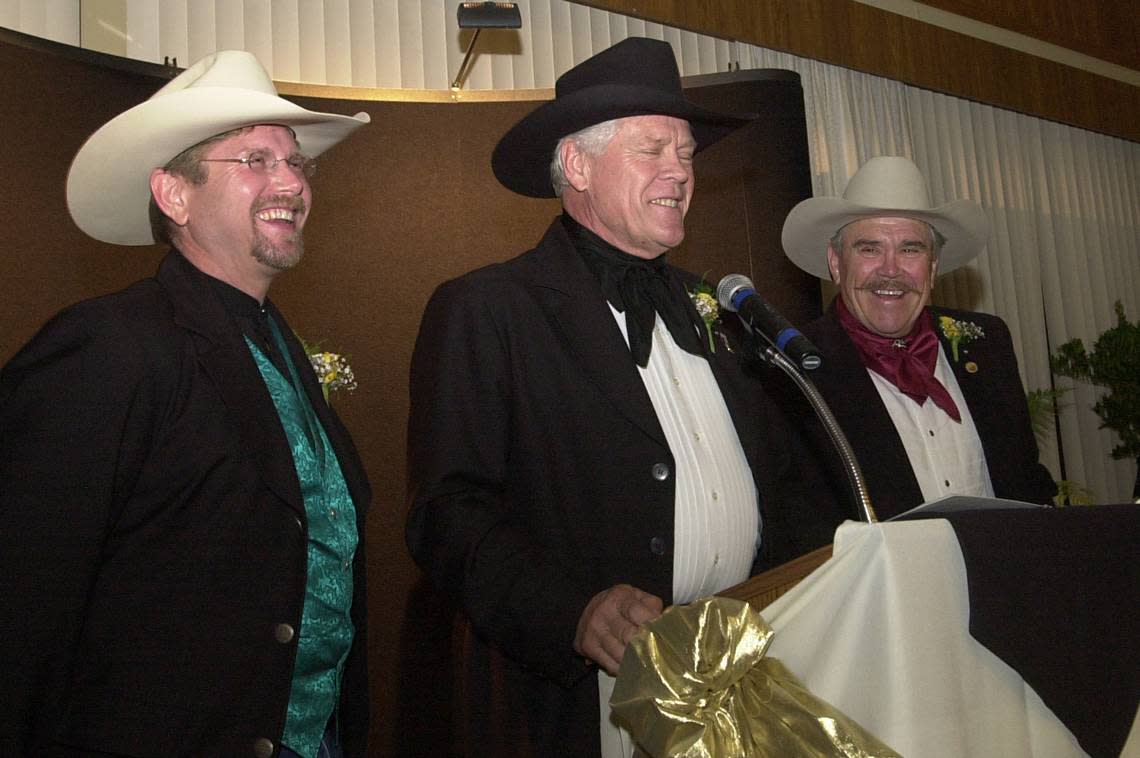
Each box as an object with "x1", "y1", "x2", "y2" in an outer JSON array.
[{"x1": 562, "y1": 214, "x2": 704, "y2": 367}]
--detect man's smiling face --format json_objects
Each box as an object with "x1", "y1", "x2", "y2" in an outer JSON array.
[
  {"x1": 182, "y1": 124, "x2": 312, "y2": 275},
  {"x1": 572, "y1": 114, "x2": 695, "y2": 259},
  {"x1": 828, "y1": 216, "x2": 939, "y2": 337}
]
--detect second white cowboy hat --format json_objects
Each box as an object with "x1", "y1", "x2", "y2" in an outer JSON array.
[
  {"x1": 67, "y1": 50, "x2": 370, "y2": 246},
  {"x1": 781, "y1": 156, "x2": 989, "y2": 279}
]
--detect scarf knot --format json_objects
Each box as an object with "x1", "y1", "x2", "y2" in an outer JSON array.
[
  {"x1": 836, "y1": 297, "x2": 961, "y2": 422},
  {"x1": 562, "y1": 215, "x2": 705, "y2": 366}
]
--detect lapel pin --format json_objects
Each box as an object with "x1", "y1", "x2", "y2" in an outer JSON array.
[{"x1": 965, "y1": 361, "x2": 979, "y2": 373}]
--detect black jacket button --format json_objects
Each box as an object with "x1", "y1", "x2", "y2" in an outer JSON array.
[
  {"x1": 649, "y1": 537, "x2": 666, "y2": 555},
  {"x1": 651, "y1": 462, "x2": 670, "y2": 481}
]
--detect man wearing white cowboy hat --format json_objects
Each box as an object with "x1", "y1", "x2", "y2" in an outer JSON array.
[
  {"x1": 406, "y1": 37, "x2": 835, "y2": 757},
  {"x1": 1, "y1": 51, "x2": 371, "y2": 757},
  {"x1": 779, "y1": 155, "x2": 1055, "y2": 523}
]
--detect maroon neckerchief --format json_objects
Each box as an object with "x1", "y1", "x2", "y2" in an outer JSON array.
[{"x1": 835, "y1": 296, "x2": 961, "y2": 422}]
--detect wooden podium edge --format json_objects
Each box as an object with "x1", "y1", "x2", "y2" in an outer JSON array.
[{"x1": 718, "y1": 545, "x2": 833, "y2": 611}]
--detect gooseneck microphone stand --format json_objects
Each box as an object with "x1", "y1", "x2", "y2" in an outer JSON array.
[
  {"x1": 756, "y1": 344, "x2": 878, "y2": 523},
  {"x1": 717, "y1": 274, "x2": 875, "y2": 521},
  {"x1": 717, "y1": 274, "x2": 877, "y2": 522}
]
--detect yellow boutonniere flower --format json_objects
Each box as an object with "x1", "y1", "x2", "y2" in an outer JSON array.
[
  {"x1": 938, "y1": 316, "x2": 985, "y2": 362},
  {"x1": 297, "y1": 333, "x2": 358, "y2": 402},
  {"x1": 309, "y1": 351, "x2": 358, "y2": 401},
  {"x1": 689, "y1": 277, "x2": 720, "y2": 353}
]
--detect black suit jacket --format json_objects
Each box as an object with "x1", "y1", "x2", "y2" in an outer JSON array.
[
  {"x1": 405, "y1": 220, "x2": 833, "y2": 756},
  {"x1": 0, "y1": 251, "x2": 370, "y2": 757},
  {"x1": 784, "y1": 301, "x2": 1056, "y2": 523}
]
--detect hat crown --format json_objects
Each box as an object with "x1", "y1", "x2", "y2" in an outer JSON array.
[
  {"x1": 151, "y1": 50, "x2": 277, "y2": 102},
  {"x1": 842, "y1": 156, "x2": 934, "y2": 211},
  {"x1": 555, "y1": 37, "x2": 682, "y2": 100}
]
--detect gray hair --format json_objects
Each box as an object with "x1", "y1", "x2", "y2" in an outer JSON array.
[
  {"x1": 549, "y1": 118, "x2": 624, "y2": 197},
  {"x1": 829, "y1": 220, "x2": 946, "y2": 259}
]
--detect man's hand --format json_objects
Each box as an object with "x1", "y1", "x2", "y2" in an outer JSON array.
[{"x1": 573, "y1": 584, "x2": 663, "y2": 675}]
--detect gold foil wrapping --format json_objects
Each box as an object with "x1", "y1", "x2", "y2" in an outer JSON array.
[{"x1": 610, "y1": 597, "x2": 901, "y2": 757}]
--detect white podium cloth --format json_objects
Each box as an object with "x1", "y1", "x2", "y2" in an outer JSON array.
[
  {"x1": 602, "y1": 519, "x2": 1097, "y2": 757},
  {"x1": 762, "y1": 520, "x2": 1086, "y2": 757}
]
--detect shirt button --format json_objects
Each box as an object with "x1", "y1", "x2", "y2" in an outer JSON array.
[
  {"x1": 928, "y1": 429, "x2": 935, "y2": 437},
  {"x1": 344, "y1": 560, "x2": 351, "y2": 570},
  {"x1": 713, "y1": 554, "x2": 720, "y2": 566},
  {"x1": 694, "y1": 431, "x2": 702, "y2": 442},
  {"x1": 274, "y1": 623, "x2": 295, "y2": 644},
  {"x1": 253, "y1": 738, "x2": 275, "y2": 758},
  {"x1": 329, "y1": 508, "x2": 338, "y2": 519},
  {"x1": 649, "y1": 537, "x2": 667, "y2": 555},
  {"x1": 672, "y1": 377, "x2": 680, "y2": 387},
  {"x1": 711, "y1": 490, "x2": 719, "y2": 501},
  {"x1": 944, "y1": 479, "x2": 951, "y2": 487},
  {"x1": 651, "y1": 462, "x2": 670, "y2": 481}
]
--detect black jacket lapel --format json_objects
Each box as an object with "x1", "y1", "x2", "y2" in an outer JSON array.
[
  {"x1": 805, "y1": 304, "x2": 925, "y2": 519},
  {"x1": 155, "y1": 251, "x2": 304, "y2": 516},
  {"x1": 525, "y1": 222, "x2": 668, "y2": 449}
]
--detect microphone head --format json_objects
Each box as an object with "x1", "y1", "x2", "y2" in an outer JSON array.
[{"x1": 716, "y1": 274, "x2": 755, "y2": 312}]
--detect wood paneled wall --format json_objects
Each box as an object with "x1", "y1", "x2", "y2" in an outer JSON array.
[
  {"x1": 581, "y1": 0, "x2": 1140, "y2": 143},
  {"x1": 922, "y1": 0, "x2": 1138, "y2": 71}
]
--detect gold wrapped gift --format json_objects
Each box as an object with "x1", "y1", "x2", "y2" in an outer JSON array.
[{"x1": 610, "y1": 597, "x2": 901, "y2": 757}]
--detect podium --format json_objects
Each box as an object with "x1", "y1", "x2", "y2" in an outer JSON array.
[
  {"x1": 717, "y1": 504, "x2": 1140, "y2": 758},
  {"x1": 719, "y1": 543, "x2": 831, "y2": 610}
]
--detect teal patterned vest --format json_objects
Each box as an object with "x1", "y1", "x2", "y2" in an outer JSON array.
[{"x1": 245, "y1": 316, "x2": 358, "y2": 758}]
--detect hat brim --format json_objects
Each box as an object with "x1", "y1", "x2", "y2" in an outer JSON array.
[
  {"x1": 780, "y1": 197, "x2": 989, "y2": 279},
  {"x1": 491, "y1": 82, "x2": 753, "y2": 198},
  {"x1": 67, "y1": 87, "x2": 370, "y2": 246}
]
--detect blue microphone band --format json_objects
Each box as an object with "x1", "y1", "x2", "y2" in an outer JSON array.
[
  {"x1": 729, "y1": 287, "x2": 754, "y2": 311},
  {"x1": 717, "y1": 273, "x2": 823, "y2": 371},
  {"x1": 775, "y1": 327, "x2": 801, "y2": 352}
]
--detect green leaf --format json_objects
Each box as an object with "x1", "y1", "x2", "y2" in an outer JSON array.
[
  {"x1": 1050, "y1": 301, "x2": 1140, "y2": 460},
  {"x1": 1025, "y1": 387, "x2": 1068, "y2": 445},
  {"x1": 1053, "y1": 479, "x2": 1096, "y2": 507}
]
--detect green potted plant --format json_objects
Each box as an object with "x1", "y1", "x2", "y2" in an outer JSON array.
[
  {"x1": 1050, "y1": 301, "x2": 1140, "y2": 500},
  {"x1": 1025, "y1": 388, "x2": 1093, "y2": 505}
]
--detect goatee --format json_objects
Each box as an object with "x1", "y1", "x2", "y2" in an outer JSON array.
[
  {"x1": 251, "y1": 229, "x2": 304, "y2": 271},
  {"x1": 250, "y1": 194, "x2": 306, "y2": 271}
]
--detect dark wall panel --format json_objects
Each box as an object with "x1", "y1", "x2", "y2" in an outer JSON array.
[
  {"x1": 920, "y1": 0, "x2": 1138, "y2": 71},
  {"x1": 583, "y1": 0, "x2": 1140, "y2": 144}
]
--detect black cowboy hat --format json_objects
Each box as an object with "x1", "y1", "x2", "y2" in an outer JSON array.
[{"x1": 491, "y1": 37, "x2": 755, "y2": 198}]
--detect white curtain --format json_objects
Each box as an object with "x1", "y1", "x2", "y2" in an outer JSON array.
[
  {"x1": 27, "y1": 0, "x2": 730, "y2": 87},
  {"x1": 6, "y1": 0, "x2": 1138, "y2": 501},
  {"x1": 0, "y1": 0, "x2": 78, "y2": 44}
]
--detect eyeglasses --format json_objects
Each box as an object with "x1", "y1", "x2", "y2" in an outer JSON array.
[{"x1": 199, "y1": 149, "x2": 317, "y2": 179}]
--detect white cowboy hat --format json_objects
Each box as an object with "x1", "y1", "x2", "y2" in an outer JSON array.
[
  {"x1": 67, "y1": 50, "x2": 371, "y2": 245},
  {"x1": 781, "y1": 156, "x2": 988, "y2": 279}
]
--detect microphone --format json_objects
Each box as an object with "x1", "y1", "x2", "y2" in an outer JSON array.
[{"x1": 717, "y1": 274, "x2": 822, "y2": 371}]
